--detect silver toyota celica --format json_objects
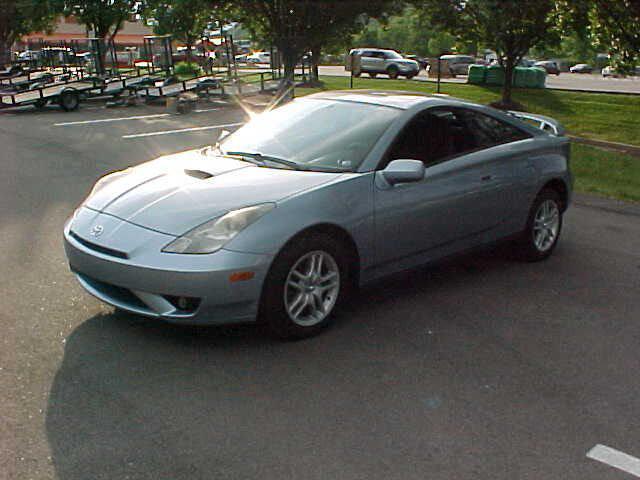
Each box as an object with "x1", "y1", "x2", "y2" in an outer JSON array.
[{"x1": 64, "y1": 90, "x2": 572, "y2": 338}]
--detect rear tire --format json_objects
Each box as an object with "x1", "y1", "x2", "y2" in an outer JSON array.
[
  {"x1": 515, "y1": 188, "x2": 563, "y2": 261},
  {"x1": 34, "y1": 98, "x2": 48, "y2": 110},
  {"x1": 387, "y1": 65, "x2": 399, "y2": 79},
  {"x1": 59, "y1": 90, "x2": 80, "y2": 111},
  {"x1": 368, "y1": 72, "x2": 377, "y2": 78},
  {"x1": 260, "y1": 233, "x2": 350, "y2": 340}
]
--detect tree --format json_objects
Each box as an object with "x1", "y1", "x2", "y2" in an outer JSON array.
[
  {"x1": 142, "y1": 0, "x2": 225, "y2": 64},
  {"x1": 235, "y1": 1, "x2": 393, "y2": 83},
  {"x1": 352, "y1": 5, "x2": 435, "y2": 57},
  {"x1": 414, "y1": 0, "x2": 558, "y2": 107},
  {"x1": 559, "y1": 0, "x2": 639, "y2": 74},
  {"x1": 0, "y1": 0, "x2": 58, "y2": 66},
  {"x1": 59, "y1": 0, "x2": 136, "y2": 41}
]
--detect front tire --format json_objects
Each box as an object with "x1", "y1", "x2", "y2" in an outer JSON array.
[
  {"x1": 368, "y1": 72, "x2": 377, "y2": 78},
  {"x1": 387, "y1": 65, "x2": 399, "y2": 79},
  {"x1": 516, "y1": 188, "x2": 563, "y2": 261},
  {"x1": 260, "y1": 233, "x2": 349, "y2": 339}
]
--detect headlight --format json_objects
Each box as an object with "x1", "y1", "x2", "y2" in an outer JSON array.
[
  {"x1": 88, "y1": 168, "x2": 132, "y2": 197},
  {"x1": 162, "y1": 203, "x2": 275, "y2": 254}
]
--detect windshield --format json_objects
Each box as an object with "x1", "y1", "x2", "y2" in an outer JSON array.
[{"x1": 219, "y1": 98, "x2": 401, "y2": 171}]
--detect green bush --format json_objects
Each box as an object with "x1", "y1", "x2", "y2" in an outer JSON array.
[{"x1": 174, "y1": 62, "x2": 201, "y2": 77}]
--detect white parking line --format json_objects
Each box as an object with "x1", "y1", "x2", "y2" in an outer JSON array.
[
  {"x1": 122, "y1": 122, "x2": 244, "y2": 139},
  {"x1": 194, "y1": 107, "x2": 222, "y2": 113},
  {"x1": 54, "y1": 113, "x2": 171, "y2": 126},
  {"x1": 587, "y1": 444, "x2": 640, "y2": 477}
]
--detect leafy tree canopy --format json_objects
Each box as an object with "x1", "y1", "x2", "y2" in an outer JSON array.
[{"x1": 0, "y1": 0, "x2": 59, "y2": 64}]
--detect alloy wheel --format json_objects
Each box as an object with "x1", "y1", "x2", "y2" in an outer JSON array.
[
  {"x1": 533, "y1": 199, "x2": 560, "y2": 252},
  {"x1": 284, "y1": 250, "x2": 340, "y2": 327}
]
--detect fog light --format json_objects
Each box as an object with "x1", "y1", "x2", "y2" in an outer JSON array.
[
  {"x1": 164, "y1": 295, "x2": 201, "y2": 312},
  {"x1": 177, "y1": 297, "x2": 189, "y2": 310}
]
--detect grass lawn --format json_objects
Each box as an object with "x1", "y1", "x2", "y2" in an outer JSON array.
[
  {"x1": 571, "y1": 144, "x2": 640, "y2": 202},
  {"x1": 296, "y1": 76, "x2": 640, "y2": 146}
]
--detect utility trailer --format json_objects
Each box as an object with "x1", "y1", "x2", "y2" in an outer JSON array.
[
  {"x1": 0, "y1": 79, "x2": 101, "y2": 111},
  {"x1": 140, "y1": 71, "x2": 280, "y2": 101},
  {"x1": 0, "y1": 36, "x2": 175, "y2": 112},
  {"x1": 140, "y1": 75, "x2": 224, "y2": 100}
]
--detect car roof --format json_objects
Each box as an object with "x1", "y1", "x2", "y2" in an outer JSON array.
[
  {"x1": 305, "y1": 90, "x2": 476, "y2": 110},
  {"x1": 351, "y1": 48, "x2": 393, "y2": 53}
]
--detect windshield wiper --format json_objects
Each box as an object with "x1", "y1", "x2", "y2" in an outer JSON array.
[{"x1": 224, "y1": 151, "x2": 305, "y2": 170}]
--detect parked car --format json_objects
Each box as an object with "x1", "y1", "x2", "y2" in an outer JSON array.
[
  {"x1": 404, "y1": 54, "x2": 428, "y2": 70},
  {"x1": 602, "y1": 65, "x2": 639, "y2": 77},
  {"x1": 348, "y1": 48, "x2": 420, "y2": 79},
  {"x1": 534, "y1": 60, "x2": 561, "y2": 75},
  {"x1": 64, "y1": 90, "x2": 571, "y2": 339},
  {"x1": 246, "y1": 52, "x2": 271, "y2": 64},
  {"x1": 569, "y1": 63, "x2": 593, "y2": 74},
  {"x1": 440, "y1": 55, "x2": 476, "y2": 75}
]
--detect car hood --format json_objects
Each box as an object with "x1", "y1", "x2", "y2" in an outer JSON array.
[{"x1": 85, "y1": 149, "x2": 340, "y2": 235}]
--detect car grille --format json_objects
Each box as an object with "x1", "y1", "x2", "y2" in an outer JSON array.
[{"x1": 70, "y1": 230, "x2": 128, "y2": 259}]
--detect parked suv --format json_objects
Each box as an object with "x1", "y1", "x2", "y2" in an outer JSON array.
[
  {"x1": 534, "y1": 60, "x2": 561, "y2": 75},
  {"x1": 348, "y1": 48, "x2": 419, "y2": 79},
  {"x1": 440, "y1": 55, "x2": 476, "y2": 75}
]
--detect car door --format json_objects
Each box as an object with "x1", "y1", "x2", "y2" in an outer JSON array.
[
  {"x1": 458, "y1": 107, "x2": 537, "y2": 224},
  {"x1": 359, "y1": 51, "x2": 377, "y2": 71},
  {"x1": 373, "y1": 107, "x2": 528, "y2": 268},
  {"x1": 368, "y1": 51, "x2": 386, "y2": 72}
]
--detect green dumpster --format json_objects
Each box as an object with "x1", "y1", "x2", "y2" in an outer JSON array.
[
  {"x1": 468, "y1": 64, "x2": 487, "y2": 84},
  {"x1": 486, "y1": 65, "x2": 505, "y2": 85}
]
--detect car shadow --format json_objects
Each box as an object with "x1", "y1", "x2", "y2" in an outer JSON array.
[{"x1": 44, "y1": 245, "x2": 520, "y2": 479}]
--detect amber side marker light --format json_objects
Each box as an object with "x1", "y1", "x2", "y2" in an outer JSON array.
[{"x1": 229, "y1": 271, "x2": 255, "y2": 283}]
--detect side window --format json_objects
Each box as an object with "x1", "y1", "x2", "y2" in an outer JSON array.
[
  {"x1": 386, "y1": 109, "x2": 479, "y2": 168},
  {"x1": 460, "y1": 109, "x2": 530, "y2": 148}
]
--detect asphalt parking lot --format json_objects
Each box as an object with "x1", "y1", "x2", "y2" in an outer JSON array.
[
  {"x1": 2, "y1": 100, "x2": 640, "y2": 480},
  {"x1": 315, "y1": 65, "x2": 640, "y2": 94}
]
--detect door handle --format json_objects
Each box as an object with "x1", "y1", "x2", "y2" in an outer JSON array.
[{"x1": 481, "y1": 175, "x2": 493, "y2": 181}]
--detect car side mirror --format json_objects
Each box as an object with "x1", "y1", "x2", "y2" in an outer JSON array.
[{"x1": 382, "y1": 159, "x2": 425, "y2": 185}]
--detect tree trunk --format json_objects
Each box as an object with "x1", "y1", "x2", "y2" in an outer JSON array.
[
  {"x1": 310, "y1": 45, "x2": 321, "y2": 83},
  {"x1": 502, "y1": 58, "x2": 515, "y2": 106},
  {"x1": 276, "y1": 46, "x2": 298, "y2": 103},
  {"x1": 0, "y1": 38, "x2": 12, "y2": 68},
  {"x1": 186, "y1": 41, "x2": 193, "y2": 65}
]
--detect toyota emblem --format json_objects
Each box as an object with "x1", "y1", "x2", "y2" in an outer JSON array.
[{"x1": 90, "y1": 225, "x2": 104, "y2": 237}]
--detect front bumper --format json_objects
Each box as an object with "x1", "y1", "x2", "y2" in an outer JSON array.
[
  {"x1": 63, "y1": 208, "x2": 273, "y2": 325},
  {"x1": 398, "y1": 63, "x2": 419, "y2": 74}
]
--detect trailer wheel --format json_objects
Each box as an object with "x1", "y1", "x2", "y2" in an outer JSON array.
[
  {"x1": 59, "y1": 90, "x2": 80, "y2": 112},
  {"x1": 34, "y1": 99, "x2": 48, "y2": 110}
]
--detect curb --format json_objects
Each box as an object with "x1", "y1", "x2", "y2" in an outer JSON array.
[{"x1": 570, "y1": 136, "x2": 640, "y2": 158}]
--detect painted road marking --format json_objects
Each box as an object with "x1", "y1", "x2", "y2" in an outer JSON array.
[
  {"x1": 54, "y1": 113, "x2": 171, "y2": 126},
  {"x1": 55, "y1": 108, "x2": 223, "y2": 126},
  {"x1": 122, "y1": 122, "x2": 244, "y2": 139},
  {"x1": 587, "y1": 444, "x2": 640, "y2": 477}
]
